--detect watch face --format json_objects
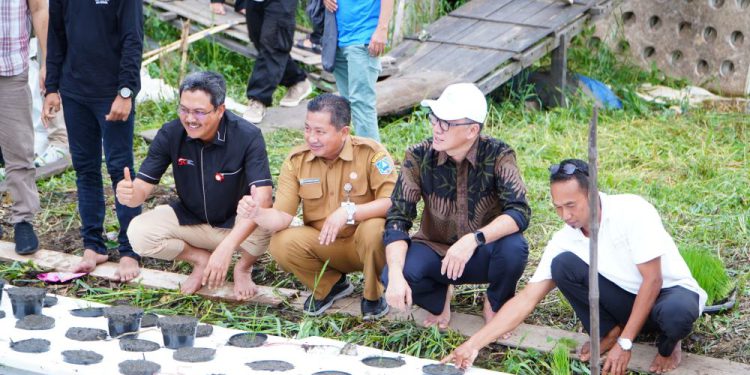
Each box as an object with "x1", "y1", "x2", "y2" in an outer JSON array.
[
  {"x1": 119, "y1": 87, "x2": 132, "y2": 98},
  {"x1": 475, "y1": 231, "x2": 486, "y2": 245}
]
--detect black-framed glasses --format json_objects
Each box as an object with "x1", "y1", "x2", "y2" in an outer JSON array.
[
  {"x1": 549, "y1": 163, "x2": 589, "y2": 176},
  {"x1": 427, "y1": 112, "x2": 478, "y2": 133},
  {"x1": 178, "y1": 105, "x2": 217, "y2": 121}
]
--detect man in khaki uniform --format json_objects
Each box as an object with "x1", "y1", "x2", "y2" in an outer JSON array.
[{"x1": 238, "y1": 93, "x2": 396, "y2": 319}]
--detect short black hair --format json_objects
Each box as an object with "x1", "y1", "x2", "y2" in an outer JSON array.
[
  {"x1": 549, "y1": 158, "x2": 590, "y2": 192},
  {"x1": 179, "y1": 71, "x2": 226, "y2": 107},
  {"x1": 307, "y1": 93, "x2": 351, "y2": 130}
]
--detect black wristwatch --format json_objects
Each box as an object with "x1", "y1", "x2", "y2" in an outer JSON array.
[
  {"x1": 473, "y1": 230, "x2": 486, "y2": 246},
  {"x1": 118, "y1": 87, "x2": 133, "y2": 99}
]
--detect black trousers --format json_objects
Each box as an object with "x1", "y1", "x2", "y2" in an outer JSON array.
[
  {"x1": 305, "y1": 0, "x2": 324, "y2": 44},
  {"x1": 245, "y1": 0, "x2": 307, "y2": 106},
  {"x1": 382, "y1": 232, "x2": 529, "y2": 315},
  {"x1": 550, "y1": 251, "x2": 700, "y2": 356}
]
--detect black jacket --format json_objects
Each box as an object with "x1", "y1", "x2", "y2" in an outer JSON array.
[{"x1": 46, "y1": 0, "x2": 144, "y2": 99}]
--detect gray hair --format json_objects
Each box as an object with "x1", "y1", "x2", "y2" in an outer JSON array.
[
  {"x1": 179, "y1": 71, "x2": 226, "y2": 107},
  {"x1": 307, "y1": 93, "x2": 351, "y2": 130}
]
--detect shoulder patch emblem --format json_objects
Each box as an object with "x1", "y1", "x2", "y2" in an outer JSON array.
[{"x1": 375, "y1": 156, "x2": 394, "y2": 175}]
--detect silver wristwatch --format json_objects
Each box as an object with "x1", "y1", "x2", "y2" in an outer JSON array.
[{"x1": 617, "y1": 337, "x2": 633, "y2": 351}]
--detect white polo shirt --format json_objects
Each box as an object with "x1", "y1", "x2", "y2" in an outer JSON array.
[{"x1": 530, "y1": 192, "x2": 707, "y2": 313}]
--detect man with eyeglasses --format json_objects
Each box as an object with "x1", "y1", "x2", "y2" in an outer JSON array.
[
  {"x1": 115, "y1": 72, "x2": 273, "y2": 300},
  {"x1": 236, "y1": 93, "x2": 396, "y2": 319},
  {"x1": 382, "y1": 83, "x2": 531, "y2": 330},
  {"x1": 443, "y1": 159, "x2": 706, "y2": 375}
]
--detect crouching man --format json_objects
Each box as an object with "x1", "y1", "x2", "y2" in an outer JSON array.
[
  {"x1": 117, "y1": 71, "x2": 273, "y2": 300},
  {"x1": 444, "y1": 159, "x2": 707, "y2": 375},
  {"x1": 238, "y1": 94, "x2": 396, "y2": 319}
]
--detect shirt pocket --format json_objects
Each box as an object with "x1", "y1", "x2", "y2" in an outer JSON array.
[{"x1": 299, "y1": 182, "x2": 325, "y2": 221}]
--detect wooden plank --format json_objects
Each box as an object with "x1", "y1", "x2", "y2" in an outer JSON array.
[
  {"x1": 515, "y1": 1, "x2": 593, "y2": 30},
  {"x1": 291, "y1": 295, "x2": 750, "y2": 375},
  {"x1": 450, "y1": 21, "x2": 549, "y2": 53},
  {"x1": 0, "y1": 158, "x2": 71, "y2": 193},
  {"x1": 0, "y1": 241, "x2": 298, "y2": 307},
  {"x1": 550, "y1": 33, "x2": 569, "y2": 107},
  {"x1": 375, "y1": 71, "x2": 461, "y2": 116},
  {"x1": 450, "y1": 0, "x2": 515, "y2": 19},
  {"x1": 487, "y1": 0, "x2": 557, "y2": 26}
]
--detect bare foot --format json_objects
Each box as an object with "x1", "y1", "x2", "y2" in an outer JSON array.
[
  {"x1": 180, "y1": 261, "x2": 208, "y2": 294},
  {"x1": 115, "y1": 256, "x2": 140, "y2": 282},
  {"x1": 483, "y1": 297, "x2": 512, "y2": 340},
  {"x1": 71, "y1": 249, "x2": 108, "y2": 274},
  {"x1": 650, "y1": 341, "x2": 682, "y2": 373},
  {"x1": 232, "y1": 254, "x2": 258, "y2": 301},
  {"x1": 424, "y1": 285, "x2": 453, "y2": 330},
  {"x1": 579, "y1": 325, "x2": 622, "y2": 362}
]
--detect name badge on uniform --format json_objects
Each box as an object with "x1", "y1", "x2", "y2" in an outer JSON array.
[{"x1": 300, "y1": 178, "x2": 321, "y2": 185}]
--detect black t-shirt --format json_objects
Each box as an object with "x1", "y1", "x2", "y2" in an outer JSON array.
[{"x1": 137, "y1": 111, "x2": 272, "y2": 228}]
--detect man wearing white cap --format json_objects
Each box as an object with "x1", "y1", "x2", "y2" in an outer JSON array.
[{"x1": 382, "y1": 83, "x2": 531, "y2": 328}]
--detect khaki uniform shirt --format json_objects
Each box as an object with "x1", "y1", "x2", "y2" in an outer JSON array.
[{"x1": 274, "y1": 136, "x2": 397, "y2": 238}]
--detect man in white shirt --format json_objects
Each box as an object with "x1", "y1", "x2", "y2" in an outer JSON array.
[{"x1": 443, "y1": 159, "x2": 706, "y2": 375}]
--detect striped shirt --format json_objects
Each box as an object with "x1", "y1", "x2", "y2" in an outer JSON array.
[{"x1": 0, "y1": 0, "x2": 31, "y2": 76}]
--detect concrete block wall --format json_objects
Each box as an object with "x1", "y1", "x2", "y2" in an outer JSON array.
[{"x1": 594, "y1": 0, "x2": 749, "y2": 96}]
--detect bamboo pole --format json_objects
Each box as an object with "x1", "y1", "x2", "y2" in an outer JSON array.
[
  {"x1": 178, "y1": 19, "x2": 191, "y2": 83},
  {"x1": 588, "y1": 107, "x2": 601, "y2": 375},
  {"x1": 141, "y1": 21, "x2": 242, "y2": 68}
]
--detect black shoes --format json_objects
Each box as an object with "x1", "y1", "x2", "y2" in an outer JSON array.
[
  {"x1": 361, "y1": 296, "x2": 389, "y2": 321},
  {"x1": 14, "y1": 221, "x2": 39, "y2": 255},
  {"x1": 303, "y1": 274, "x2": 354, "y2": 316}
]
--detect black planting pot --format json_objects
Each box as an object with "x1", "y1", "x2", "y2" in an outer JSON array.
[
  {"x1": 158, "y1": 315, "x2": 198, "y2": 349},
  {"x1": 6, "y1": 287, "x2": 46, "y2": 319},
  {"x1": 0, "y1": 279, "x2": 5, "y2": 304},
  {"x1": 105, "y1": 306, "x2": 144, "y2": 339}
]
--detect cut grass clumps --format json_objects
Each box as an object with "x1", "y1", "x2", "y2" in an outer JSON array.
[{"x1": 680, "y1": 246, "x2": 734, "y2": 306}]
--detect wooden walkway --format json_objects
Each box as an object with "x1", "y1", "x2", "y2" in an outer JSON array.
[
  {"x1": 377, "y1": 0, "x2": 608, "y2": 115},
  {"x1": 142, "y1": 0, "x2": 610, "y2": 121}
]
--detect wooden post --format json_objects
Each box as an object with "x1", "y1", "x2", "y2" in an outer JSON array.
[
  {"x1": 392, "y1": 0, "x2": 407, "y2": 47},
  {"x1": 588, "y1": 107, "x2": 601, "y2": 375},
  {"x1": 178, "y1": 19, "x2": 191, "y2": 84},
  {"x1": 551, "y1": 33, "x2": 568, "y2": 107}
]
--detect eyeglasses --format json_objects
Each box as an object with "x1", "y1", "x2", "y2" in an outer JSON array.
[
  {"x1": 549, "y1": 163, "x2": 589, "y2": 176},
  {"x1": 428, "y1": 112, "x2": 478, "y2": 133},
  {"x1": 178, "y1": 105, "x2": 217, "y2": 121}
]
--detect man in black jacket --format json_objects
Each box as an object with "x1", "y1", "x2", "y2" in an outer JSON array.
[{"x1": 43, "y1": 0, "x2": 144, "y2": 282}]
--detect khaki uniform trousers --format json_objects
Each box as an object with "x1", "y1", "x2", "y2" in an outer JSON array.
[
  {"x1": 127, "y1": 205, "x2": 271, "y2": 260},
  {"x1": 270, "y1": 217, "x2": 386, "y2": 300}
]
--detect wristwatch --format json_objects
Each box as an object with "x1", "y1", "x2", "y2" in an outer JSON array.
[
  {"x1": 343, "y1": 202, "x2": 356, "y2": 225},
  {"x1": 118, "y1": 87, "x2": 133, "y2": 99},
  {"x1": 617, "y1": 337, "x2": 633, "y2": 351},
  {"x1": 473, "y1": 230, "x2": 486, "y2": 246}
]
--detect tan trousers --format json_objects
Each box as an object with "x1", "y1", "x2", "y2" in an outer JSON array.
[
  {"x1": 127, "y1": 205, "x2": 271, "y2": 260},
  {"x1": 269, "y1": 218, "x2": 386, "y2": 300},
  {"x1": 0, "y1": 69, "x2": 40, "y2": 223}
]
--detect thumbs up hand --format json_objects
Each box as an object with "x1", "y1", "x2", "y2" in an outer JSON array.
[
  {"x1": 116, "y1": 167, "x2": 136, "y2": 207},
  {"x1": 237, "y1": 185, "x2": 261, "y2": 219}
]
